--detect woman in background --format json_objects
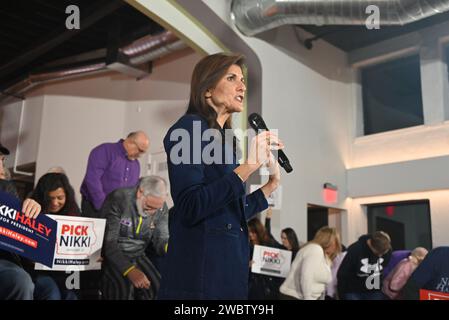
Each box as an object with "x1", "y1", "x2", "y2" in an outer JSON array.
[
  {"x1": 248, "y1": 217, "x2": 284, "y2": 299},
  {"x1": 30, "y1": 172, "x2": 81, "y2": 300},
  {"x1": 280, "y1": 226, "x2": 341, "y2": 300},
  {"x1": 264, "y1": 207, "x2": 300, "y2": 260},
  {"x1": 31, "y1": 172, "x2": 81, "y2": 216}
]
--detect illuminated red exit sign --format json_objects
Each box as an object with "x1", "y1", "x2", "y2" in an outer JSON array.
[{"x1": 323, "y1": 183, "x2": 338, "y2": 204}]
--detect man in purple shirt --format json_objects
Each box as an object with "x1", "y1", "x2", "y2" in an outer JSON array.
[{"x1": 80, "y1": 131, "x2": 150, "y2": 218}]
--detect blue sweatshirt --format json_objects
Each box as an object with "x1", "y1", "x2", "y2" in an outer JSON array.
[{"x1": 408, "y1": 246, "x2": 449, "y2": 293}]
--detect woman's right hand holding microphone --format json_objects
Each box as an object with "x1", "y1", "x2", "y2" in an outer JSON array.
[{"x1": 234, "y1": 130, "x2": 283, "y2": 197}]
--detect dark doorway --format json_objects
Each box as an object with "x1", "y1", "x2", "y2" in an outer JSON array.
[
  {"x1": 367, "y1": 200, "x2": 432, "y2": 251},
  {"x1": 307, "y1": 206, "x2": 328, "y2": 241},
  {"x1": 376, "y1": 217, "x2": 405, "y2": 250}
]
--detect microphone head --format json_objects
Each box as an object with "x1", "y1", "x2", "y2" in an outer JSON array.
[
  {"x1": 248, "y1": 113, "x2": 293, "y2": 174},
  {"x1": 248, "y1": 113, "x2": 268, "y2": 131}
]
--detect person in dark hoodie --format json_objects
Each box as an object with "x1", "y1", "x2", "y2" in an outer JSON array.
[
  {"x1": 401, "y1": 246, "x2": 449, "y2": 300},
  {"x1": 337, "y1": 231, "x2": 392, "y2": 300}
]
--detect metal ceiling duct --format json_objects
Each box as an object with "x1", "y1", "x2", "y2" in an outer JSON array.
[
  {"x1": 122, "y1": 30, "x2": 179, "y2": 56},
  {"x1": 1, "y1": 63, "x2": 108, "y2": 100},
  {"x1": 231, "y1": 0, "x2": 449, "y2": 36},
  {"x1": 121, "y1": 31, "x2": 186, "y2": 65},
  {"x1": 128, "y1": 40, "x2": 186, "y2": 66},
  {"x1": 0, "y1": 30, "x2": 187, "y2": 102}
]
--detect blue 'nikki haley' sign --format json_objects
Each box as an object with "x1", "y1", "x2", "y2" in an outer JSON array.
[{"x1": 0, "y1": 190, "x2": 56, "y2": 267}]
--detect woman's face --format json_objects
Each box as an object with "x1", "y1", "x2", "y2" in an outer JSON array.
[
  {"x1": 206, "y1": 64, "x2": 246, "y2": 114},
  {"x1": 48, "y1": 187, "x2": 66, "y2": 213},
  {"x1": 249, "y1": 230, "x2": 257, "y2": 244},
  {"x1": 281, "y1": 232, "x2": 291, "y2": 250},
  {"x1": 324, "y1": 238, "x2": 338, "y2": 257}
]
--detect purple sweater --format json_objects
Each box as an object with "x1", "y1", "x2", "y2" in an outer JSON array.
[{"x1": 80, "y1": 139, "x2": 140, "y2": 210}]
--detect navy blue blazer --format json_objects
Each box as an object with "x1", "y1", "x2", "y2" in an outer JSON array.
[{"x1": 158, "y1": 114, "x2": 268, "y2": 299}]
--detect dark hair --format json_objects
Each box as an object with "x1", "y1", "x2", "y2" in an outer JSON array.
[
  {"x1": 248, "y1": 218, "x2": 270, "y2": 245},
  {"x1": 371, "y1": 231, "x2": 392, "y2": 254},
  {"x1": 31, "y1": 173, "x2": 80, "y2": 216},
  {"x1": 281, "y1": 227, "x2": 300, "y2": 252},
  {"x1": 186, "y1": 52, "x2": 246, "y2": 131}
]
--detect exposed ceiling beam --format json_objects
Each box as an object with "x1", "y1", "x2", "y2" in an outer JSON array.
[
  {"x1": 104, "y1": 13, "x2": 151, "y2": 78},
  {"x1": 41, "y1": 48, "x2": 107, "y2": 69},
  {"x1": 0, "y1": 9, "x2": 52, "y2": 31},
  {"x1": 0, "y1": 0, "x2": 124, "y2": 79}
]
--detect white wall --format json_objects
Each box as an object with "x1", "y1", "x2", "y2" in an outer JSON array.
[
  {"x1": 347, "y1": 190, "x2": 449, "y2": 248},
  {"x1": 259, "y1": 28, "x2": 352, "y2": 244},
  {"x1": 0, "y1": 94, "x2": 44, "y2": 169},
  {"x1": 349, "y1": 122, "x2": 449, "y2": 169},
  {"x1": 122, "y1": 49, "x2": 202, "y2": 208},
  {"x1": 2, "y1": 49, "x2": 202, "y2": 205},
  {"x1": 124, "y1": 100, "x2": 188, "y2": 207},
  {"x1": 345, "y1": 21, "x2": 449, "y2": 246},
  {"x1": 348, "y1": 22, "x2": 449, "y2": 170},
  {"x1": 200, "y1": 1, "x2": 449, "y2": 249},
  {"x1": 202, "y1": 0, "x2": 352, "y2": 244},
  {"x1": 35, "y1": 96, "x2": 127, "y2": 204},
  {"x1": 6, "y1": 1, "x2": 449, "y2": 249},
  {"x1": 0, "y1": 100, "x2": 22, "y2": 169},
  {"x1": 124, "y1": 49, "x2": 200, "y2": 101},
  {"x1": 348, "y1": 155, "x2": 449, "y2": 198}
]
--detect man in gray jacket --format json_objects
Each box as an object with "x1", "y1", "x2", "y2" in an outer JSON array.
[{"x1": 101, "y1": 175, "x2": 169, "y2": 300}]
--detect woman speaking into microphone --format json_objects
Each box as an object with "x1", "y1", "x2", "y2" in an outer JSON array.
[{"x1": 158, "y1": 53, "x2": 283, "y2": 299}]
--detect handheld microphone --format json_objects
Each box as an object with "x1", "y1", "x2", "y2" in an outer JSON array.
[{"x1": 248, "y1": 113, "x2": 293, "y2": 173}]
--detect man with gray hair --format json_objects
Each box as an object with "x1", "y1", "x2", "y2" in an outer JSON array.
[{"x1": 100, "y1": 175, "x2": 169, "y2": 300}]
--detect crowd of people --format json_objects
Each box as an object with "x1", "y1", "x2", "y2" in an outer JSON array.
[
  {"x1": 245, "y1": 216, "x2": 446, "y2": 301},
  {"x1": 1, "y1": 52, "x2": 448, "y2": 300},
  {"x1": 0, "y1": 134, "x2": 169, "y2": 300},
  {"x1": 1, "y1": 131, "x2": 447, "y2": 301}
]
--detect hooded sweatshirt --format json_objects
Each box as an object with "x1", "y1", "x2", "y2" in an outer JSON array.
[{"x1": 337, "y1": 235, "x2": 391, "y2": 296}]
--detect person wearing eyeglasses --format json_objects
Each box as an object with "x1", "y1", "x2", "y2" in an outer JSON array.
[
  {"x1": 100, "y1": 176, "x2": 169, "y2": 300},
  {"x1": 80, "y1": 131, "x2": 149, "y2": 218}
]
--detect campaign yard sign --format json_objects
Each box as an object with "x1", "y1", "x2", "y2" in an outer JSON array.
[
  {"x1": 0, "y1": 190, "x2": 56, "y2": 267},
  {"x1": 35, "y1": 215, "x2": 106, "y2": 271},
  {"x1": 251, "y1": 244, "x2": 292, "y2": 278}
]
